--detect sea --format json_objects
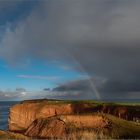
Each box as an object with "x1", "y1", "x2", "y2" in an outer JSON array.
[{"x1": 0, "y1": 101, "x2": 20, "y2": 130}]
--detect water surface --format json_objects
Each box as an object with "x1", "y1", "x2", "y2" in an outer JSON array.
[{"x1": 0, "y1": 101, "x2": 19, "y2": 130}]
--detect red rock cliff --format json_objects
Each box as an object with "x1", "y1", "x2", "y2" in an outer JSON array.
[
  {"x1": 9, "y1": 101, "x2": 74, "y2": 132},
  {"x1": 8, "y1": 100, "x2": 140, "y2": 132}
]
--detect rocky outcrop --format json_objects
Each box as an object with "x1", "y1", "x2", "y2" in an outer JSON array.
[
  {"x1": 8, "y1": 100, "x2": 140, "y2": 133},
  {"x1": 25, "y1": 115, "x2": 110, "y2": 139},
  {"x1": 25, "y1": 114, "x2": 140, "y2": 139},
  {"x1": 9, "y1": 101, "x2": 73, "y2": 132},
  {"x1": 25, "y1": 117, "x2": 67, "y2": 138}
]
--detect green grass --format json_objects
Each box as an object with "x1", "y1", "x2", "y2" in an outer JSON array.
[
  {"x1": 102, "y1": 114, "x2": 140, "y2": 139},
  {"x1": 22, "y1": 99, "x2": 140, "y2": 106}
]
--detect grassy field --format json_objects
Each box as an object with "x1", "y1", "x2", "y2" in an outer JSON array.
[
  {"x1": 22, "y1": 99, "x2": 140, "y2": 106},
  {"x1": 103, "y1": 114, "x2": 140, "y2": 139}
]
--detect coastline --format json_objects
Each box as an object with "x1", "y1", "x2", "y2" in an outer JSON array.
[{"x1": 0, "y1": 99, "x2": 140, "y2": 139}]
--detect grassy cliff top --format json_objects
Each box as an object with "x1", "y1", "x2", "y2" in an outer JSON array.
[{"x1": 21, "y1": 99, "x2": 140, "y2": 106}]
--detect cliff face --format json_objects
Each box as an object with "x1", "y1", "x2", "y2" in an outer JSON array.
[
  {"x1": 9, "y1": 100, "x2": 100, "y2": 132},
  {"x1": 9, "y1": 100, "x2": 140, "y2": 138},
  {"x1": 101, "y1": 104, "x2": 140, "y2": 121},
  {"x1": 9, "y1": 101, "x2": 73, "y2": 132}
]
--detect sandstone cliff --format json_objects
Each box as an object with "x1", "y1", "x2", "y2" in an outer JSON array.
[
  {"x1": 8, "y1": 99, "x2": 140, "y2": 139},
  {"x1": 9, "y1": 101, "x2": 73, "y2": 132}
]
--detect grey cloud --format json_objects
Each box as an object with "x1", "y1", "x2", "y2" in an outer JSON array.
[
  {"x1": 0, "y1": 0, "x2": 122, "y2": 63},
  {"x1": 0, "y1": 88, "x2": 44, "y2": 101},
  {"x1": 43, "y1": 88, "x2": 50, "y2": 91},
  {"x1": 0, "y1": 89, "x2": 26, "y2": 101},
  {"x1": 0, "y1": 0, "x2": 23, "y2": 12},
  {"x1": 53, "y1": 79, "x2": 91, "y2": 91},
  {"x1": 46, "y1": 91, "x2": 87, "y2": 100},
  {"x1": 52, "y1": 78, "x2": 140, "y2": 100},
  {"x1": 39, "y1": 89, "x2": 89, "y2": 100},
  {"x1": 0, "y1": 0, "x2": 140, "y2": 99},
  {"x1": 52, "y1": 77, "x2": 104, "y2": 100}
]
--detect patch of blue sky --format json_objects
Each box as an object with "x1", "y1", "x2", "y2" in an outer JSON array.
[{"x1": 0, "y1": 58, "x2": 85, "y2": 91}]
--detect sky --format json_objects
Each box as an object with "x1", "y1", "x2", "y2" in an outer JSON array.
[{"x1": 0, "y1": 0, "x2": 140, "y2": 101}]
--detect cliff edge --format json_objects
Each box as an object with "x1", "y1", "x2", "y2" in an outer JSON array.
[{"x1": 8, "y1": 99, "x2": 140, "y2": 139}]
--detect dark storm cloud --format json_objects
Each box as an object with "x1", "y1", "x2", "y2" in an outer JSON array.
[
  {"x1": 71, "y1": 43, "x2": 140, "y2": 87},
  {"x1": 52, "y1": 78, "x2": 99, "y2": 99},
  {"x1": 53, "y1": 78, "x2": 140, "y2": 100},
  {"x1": 0, "y1": 0, "x2": 140, "y2": 99},
  {"x1": 53, "y1": 79, "x2": 92, "y2": 91}
]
